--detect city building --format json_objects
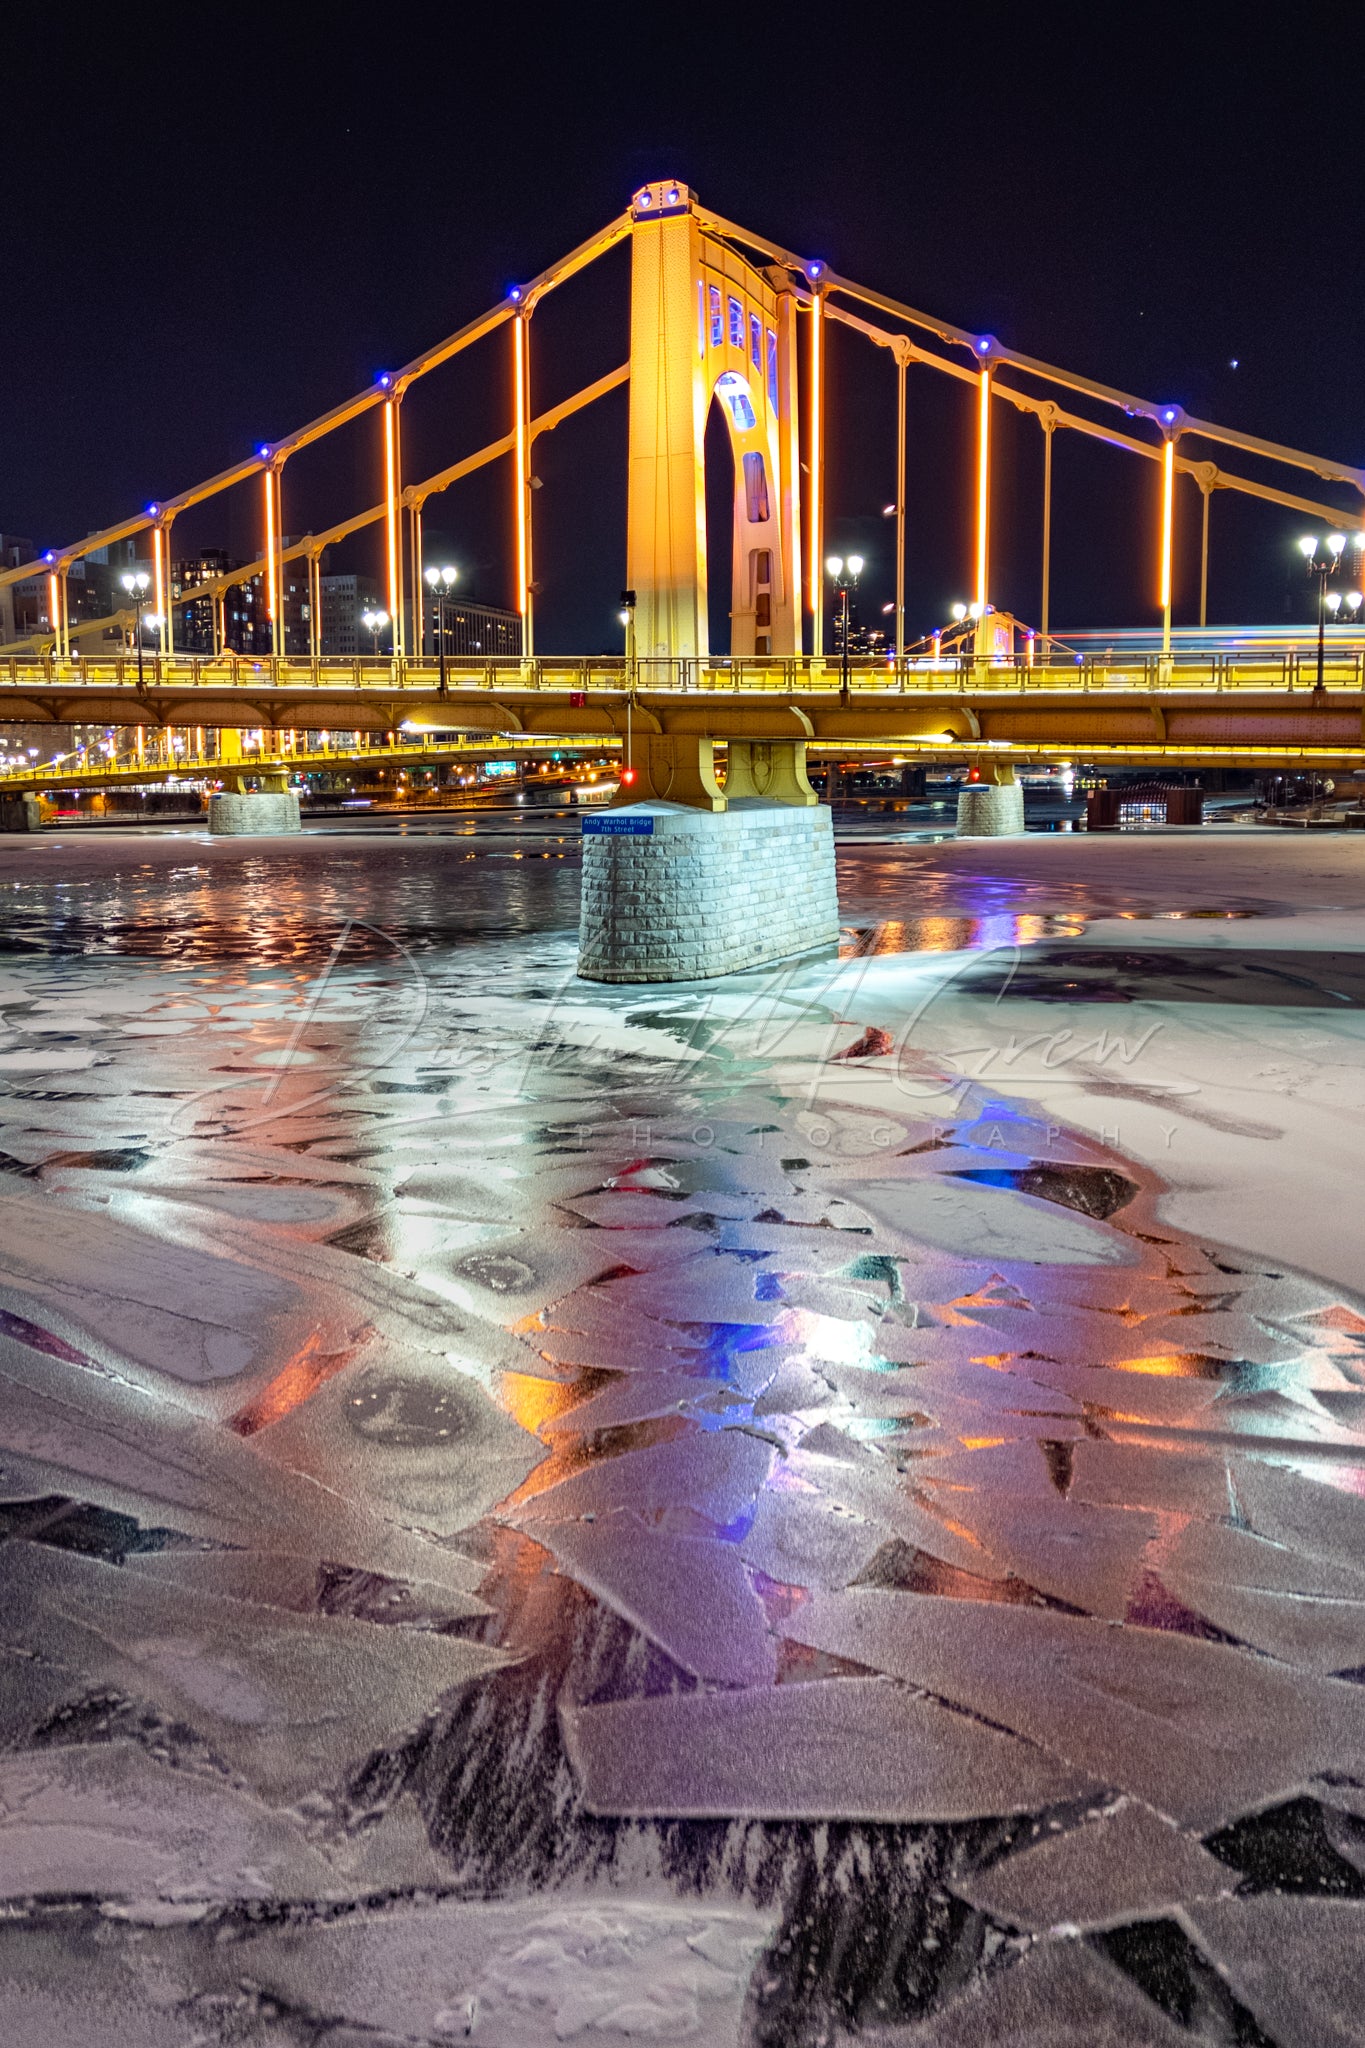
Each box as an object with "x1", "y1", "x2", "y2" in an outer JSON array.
[
  {"x1": 830, "y1": 597, "x2": 885, "y2": 658},
  {"x1": 320, "y1": 574, "x2": 381, "y2": 656},
  {"x1": 0, "y1": 536, "x2": 41, "y2": 645},
  {"x1": 427, "y1": 598, "x2": 522, "y2": 659},
  {"x1": 171, "y1": 550, "x2": 234, "y2": 652}
]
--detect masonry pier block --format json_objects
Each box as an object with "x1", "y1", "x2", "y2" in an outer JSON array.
[
  {"x1": 956, "y1": 767, "x2": 1024, "y2": 837},
  {"x1": 0, "y1": 795, "x2": 43, "y2": 832},
  {"x1": 578, "y1": 800, "x2": 839, "y2": 982},
  {"x1": 208, "y1": 791, "x2": 302, "y2": 835}
]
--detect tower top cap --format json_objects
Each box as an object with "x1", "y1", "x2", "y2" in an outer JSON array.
[{"x1": 632, "y1": 181, "x2": 692, "y2": 218}]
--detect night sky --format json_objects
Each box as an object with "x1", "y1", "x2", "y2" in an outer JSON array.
[{"x1": 5, "y1": 6, "x2": 1363, "y2": 650}]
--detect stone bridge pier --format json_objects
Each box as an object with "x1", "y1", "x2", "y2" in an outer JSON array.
[
  {"x1": 577, "y1": 736, "x2": 839, "y2": 982},
  {"x1": 956, "y1": 760, "x2": 1024, "y2": 836},
  {"x1": 207, "y1": 733, "x2": 301, "y2": 835}
]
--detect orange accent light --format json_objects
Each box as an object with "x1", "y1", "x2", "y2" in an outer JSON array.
[
  {"x1": 808, "y1": 293, "x2": 822, "y2": 617},
  {"x1": 47, "y1": 573, "x2": 59, "y2": 644},
  {"x1": 263, "y1": 470, "x2": 277, "y2": 623},
  {"x1": 513, "y1": 317, "x2": 529, "y2": 616},
  {"x1": 975, "y1": 366, "x2": 991, "y2": 612},
  {"x1": 152, "y1": 526, "x2": 165, "y2": 623},
  {"x1": 383, "y1": 401, "x2": 401, "y2": 625},
  {"x1": 1159, "y1": 437, "x2": 1175, "y2": 612}
]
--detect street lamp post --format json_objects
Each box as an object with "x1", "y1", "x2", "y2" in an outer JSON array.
[
  {"x1": 825, "y1": 554, "x2": 864, "y2": 705},
  {"x1": 423, "y1": 564, "x2": 458, "y2": 696},
  {"x1": 619, "y1": 588, "x2": 637, "y2": 681},
  {"x1": 120, "y1": 570, "x2": 151, "y2": 689},
  {"x1": 360, "y1": 608, "x2": 390, "y2": 659},
  {"x1": 1298, "y1": 531, "x2": 1355, "y2": 695}
]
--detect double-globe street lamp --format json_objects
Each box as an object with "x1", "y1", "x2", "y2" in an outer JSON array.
[
  {"x1": 1299, "y1": 531, "x2": 1365, "y2": 695},
  {"x1": 120, "y1": 569, "x2": 151, "y2": 688},
  {"x1": 360, "y1": 608, "x2": 391, "y2": 658},
  {"x1": 825, "y1": 554, "x2": 864, "y2": 704},
  {"x1": 423, "y1": 564, "x2": 459, "y2": 696}
]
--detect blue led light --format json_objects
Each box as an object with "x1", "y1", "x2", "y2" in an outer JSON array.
[
  {"x1": 257, "y1": 444, "x2": 271, "y2": 460},
  {"x1": 508, "y1": 287, "x2": 522, "y2": 303},
  {"x1": 377, "y1": 373, "x2": 392, "y2": 388},
  {"x1": 976, "y1": 334, "x2": 997, "y2": 356},
  {"x1": 146, "y1": 502, "x2": 159, "y2": 517},
  {"x1": 808, "y1": 261, "x2": 823, "y2": 277},
  {"x1": 1161, "y1": 407, "x2": 1178, "y2": 423},
  {"x1": 43, "y1": 550, "x2": 54, "y2": 563}
]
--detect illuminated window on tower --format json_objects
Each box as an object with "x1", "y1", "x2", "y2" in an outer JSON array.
[
  {"x1": 766, "y1": 330, "x2": 778, "y2": 408},
  {"x1": 743, "y1": 452, "x2": 771, "y2": 522},
  {"x1": 728, "y1": 296, "x2": 743, "y2": 348},
  {"x1": 750, "y1": 313, "x2": 762, "y2": 369},
  {"x1": 709, "y1": 285, "x2": 722, "y2": 348}
]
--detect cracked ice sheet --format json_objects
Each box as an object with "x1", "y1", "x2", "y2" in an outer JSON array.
[
  {"x1": 786, "y1": 1437, "x2": 1013, "y2": 1580},
  {"x1": 520, "y1": 1512, "x2": 775, "y2": 1683},
  {"x1": 176, "y1": 1893, "x2": 776, "y2": 2047},
  {"x1": 782, "y1": 1588, "x2": 1365, "y2": 1829},
  {"x1": 1232, "y1": 1456, "x2": 1365, "y2": 1575},
  {"x1": 0, "y1": 1355, "x2": 492, "y2": 1597},
  {"x1": 1181, "y1": 1896, "x2": 1365, "y2": 2048},
  {"x1": 0, "y1": 1741, "x2": 343, "y2": 1903},
  {"x1": 1156, "y1": 1517, "x2": 1365, "y2": 1669},
  {"x1": 950, "y1": 1799, "x2": 1233, "y2": 1933},
  {"x1": 539, "y1": 1369, "x2": 720, "y2": 1438},
  {"x1": 0, "y1": 1646, "x2": 94, "y2": 1747},
  {"x1": 921, "y1": 1492, "x2": 1159, "y2": 1619},
  {"x1": 0, "y1": 1192, "x2": 303, "y2": 1391},
  {"x1": 506, "y1": 1426, "x2": 773, "y2": 1529},
  {"x1": 124, "y1": 1545, "x2": 491, "y2": 1619},
  {"x1": 246, "y1": 1347, "x2": 546, "y2": 1537},
  {"x1": 0, "y1": 1923, "x2": 190, "y2": 2048},
  {"x1": 739, "y1": 1485, "x2": 888, "y2": 1591},
  {"x1": 1068, "y1": 1439, "x2": 1232, "y2": 1516},
  {"x1": 562, "y1": 1677, "x2": 1096, "y2": 1822},
  {"x1": 850, "y1": 1935, "x2": 1189, "y2": 2047},
  {"x1": 847, "y1": 1178, "x2": 1139, "y2": 1266},
  {"x1": 2, "y1": 1541, "x2": 511, "y2": 1802}
]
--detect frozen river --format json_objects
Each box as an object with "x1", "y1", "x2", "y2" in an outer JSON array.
[{"x1": 3, "y1": 814, "x2": 1365, "y2": 2045}]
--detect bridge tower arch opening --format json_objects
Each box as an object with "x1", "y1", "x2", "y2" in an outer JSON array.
[
  {"x1": 626, "y1": 182, "x2": 803, "y2": 663},
  {"x1": 704, "y1": 372, "x2": 783, "y2": 655}
]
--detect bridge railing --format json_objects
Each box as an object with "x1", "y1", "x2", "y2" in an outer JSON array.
[{"x1": 2, "y1": 650, "x2": 1365, "y2": 693}]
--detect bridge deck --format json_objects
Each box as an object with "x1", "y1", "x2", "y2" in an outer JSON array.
[{"x1": 1, "y1": 657, "x2": 1362, "y2": 775}]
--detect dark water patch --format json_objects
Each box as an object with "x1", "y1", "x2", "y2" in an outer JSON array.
[
  {"x1": 399, "y1": 1543, "x2": 1028, "y2": 2046},
  {"x1": 11, "y1": 1089, "x2": 103, "y2": 1101},
  {"x1": 0, "y1": 1308, "x2": 101, "y2": 1367},
  {"x1": 1039, "y1": 1439, "x2": 1074, "y2": 1492},
  {"x1": 1205, "y1": 1797, "x2": 1365, "y2": 1896},
  {"x1": 0, "y1": 1495, "x2": 188, "y2": 1563},
  {"x1": 852, "y1": 1540, "x2": 1067, "y2": 1609},
  {"x1": 961, "y1": 947, "x2": 1365, "y2": 1007},
  {"x1": 1096, "y1": 1921, "x2": 1279, "y2": 2043},
  {"x1": 40, "y1": 1147, "x2": 152, "y2": 1173},
  {"x1": 951, "y1": 1162, "x2": 1139, "y2": 1219}
]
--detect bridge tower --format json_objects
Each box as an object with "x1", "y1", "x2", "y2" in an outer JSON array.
[{"x1": 626, "y1": 182, "x2": 803, "y2": 663}]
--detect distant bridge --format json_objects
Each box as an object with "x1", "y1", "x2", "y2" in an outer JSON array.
[
  {"x1": 5, "y1": 181, "x2": 1365, "y2": 786},
  {"x1": 1, "y1": 652, "x2": 1364, "y2": 787}
]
